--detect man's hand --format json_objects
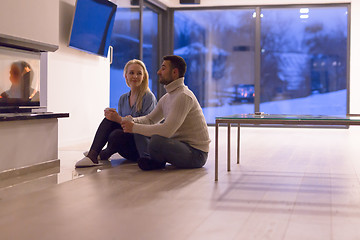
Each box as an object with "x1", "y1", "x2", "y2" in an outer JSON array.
[
  {"x1": 104, "y1": 108, "x2": 122, "y2": 124},
  {"x1": 121, "y1": 120, "x2": 134, "y2": 133}
]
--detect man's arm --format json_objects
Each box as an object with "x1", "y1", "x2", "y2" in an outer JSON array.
[
  {"x1": 121, "y1": 99, "x2": 164, "y2": 132},
  {"x1": 131, "y1": 94, "x2": 192, "y2": 138},
  {"x1": 132, "y1": 97, "x2": 164, "y2": 125}
]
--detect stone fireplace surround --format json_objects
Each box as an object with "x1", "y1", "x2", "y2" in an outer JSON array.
[
  {"x1": 0, "y1": 31, "x2": 68, "y2": 179},
  {"x1": 0, "y1": 113, "x2": 69, "y2": 179}
]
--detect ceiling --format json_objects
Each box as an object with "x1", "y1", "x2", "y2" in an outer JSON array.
[
  {"x1": 157, "y1": 0, "x2": 257, "y2": 8},
  {"x1": 156, "y1": 0, "x2": 349, "y2": 8}
]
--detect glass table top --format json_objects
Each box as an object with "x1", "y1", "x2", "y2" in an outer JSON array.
[{"x1": 216, "y1": 114, "x2": 360, "y2": 122}]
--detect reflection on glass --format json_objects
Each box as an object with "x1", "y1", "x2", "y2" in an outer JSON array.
[
  {"x1": 109, "y1": 5, "x2": 140, "y2": 110},
  {"x1": 1, "y1": 61, "x2": 39, "y2": 101},
  {"x1": 260, "y1": 6, "x2": 348, "y2": 115},
  {"x1": 143, "y1": 7, "x2": 159, "y2": 98},
  {"x1": 174, "y1": 10, "x2": 256, "y2": 124},
  {"x1": 0, "y1": 47, "x2": 40, "y2": 106}
]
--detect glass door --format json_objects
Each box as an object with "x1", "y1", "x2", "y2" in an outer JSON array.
[
  {"x1": 109, "y1": 1, "x2": 162, "y2": 110},
  {"x1": 109, "y1": 1, "x2": 140, "y2": 110}
]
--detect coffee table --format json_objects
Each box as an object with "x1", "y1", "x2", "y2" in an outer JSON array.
[{"x1": 214, "y1": 114, "x2": 360, "y2": 181}]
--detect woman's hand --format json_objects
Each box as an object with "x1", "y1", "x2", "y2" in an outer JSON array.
[
  {"x1": 104, "y1": 108, "x2": 122, "y2": 124},
  {"x1": 121, "y1": 120, "x2": 134, "y2": 133}
]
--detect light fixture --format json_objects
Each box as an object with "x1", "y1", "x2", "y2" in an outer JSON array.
[
  {"x1": 252, "y1": 12, "x2": 264, "y2": 18},
  {"x1": 180, "y1": 0, "x2": 200, "y2": 4},
  {"x1": 300, "y1": 8, "x2": 309, "y2": 14},
  {"x1": 130, "y1": 0, "x2": 139, "y2": 5}
]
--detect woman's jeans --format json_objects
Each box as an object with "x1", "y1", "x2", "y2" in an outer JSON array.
[{"x1": 89, "y1": 118, "x2": 139, "y2": 161}]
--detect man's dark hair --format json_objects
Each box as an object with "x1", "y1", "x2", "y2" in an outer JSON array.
[{"x1": 163, "y1": 55, "x2": 187, "y2": 78}]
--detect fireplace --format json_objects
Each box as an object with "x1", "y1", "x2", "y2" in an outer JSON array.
[{"x1": 0, "y1": 46, "x2": 41, "y2": 113}]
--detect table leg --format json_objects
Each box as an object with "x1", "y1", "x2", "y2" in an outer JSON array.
[
  {"x1": 215, "y1": 121, "x2": 219, "y2": 181},
  {"x1": 227, "y1": 123, "x2": 231, "y2": 172},
  {"x1": 237, "y1": 123, "x2": 240, "y2": 164}
]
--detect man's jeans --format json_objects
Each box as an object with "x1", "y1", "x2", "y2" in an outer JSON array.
[{"x1": 134, "y1": 134, "x2": 208, "y2": 169}]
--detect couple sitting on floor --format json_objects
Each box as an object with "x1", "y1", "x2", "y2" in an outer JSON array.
[{"x1": 76, "y1": 55, "x2": 210, "y2": 170}]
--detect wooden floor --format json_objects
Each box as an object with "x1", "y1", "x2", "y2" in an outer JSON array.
[{"x1": 1, "y1": 126, "x2": 360, "y2": 240}]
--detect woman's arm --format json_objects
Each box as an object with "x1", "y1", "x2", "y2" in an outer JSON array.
[
  {"x1": 118, "y1": 93, "x2": 128, "y2": 117},
  {"x1": 141, "y1": 91, "x2": 157, "y2": 116},
  {"x1": 104, "y1": 108, "x2": 122, "y2": 124}
]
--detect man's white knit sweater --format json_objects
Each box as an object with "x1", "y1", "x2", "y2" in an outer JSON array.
[{"x1": 130, "y1": 77, "x2": 210, "y2": 153}]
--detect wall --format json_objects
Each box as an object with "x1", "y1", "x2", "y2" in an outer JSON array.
[
  {"x1": 0, "y1": 0, "x2": 59, "y2": 48},
  {"x1": 46, "y1": 0, "x2": 110, "y2": 147},
  {"x1": 0, "y1": 0, "x2": 109, "y2": 148},
  {"x1": 349, "y1": 1, "x2": 360, "y2": 114}
]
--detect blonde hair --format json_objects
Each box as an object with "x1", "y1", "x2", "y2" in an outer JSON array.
[{"x1": 123, "y1": 59, "x2": 150, "y2": 112}]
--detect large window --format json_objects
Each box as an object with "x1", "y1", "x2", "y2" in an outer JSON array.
[
  {"x1": 173, "y1": 5, "x2": 349, "y2": 124},
  {"x1": 174, "y1": 9, "x2": 256, "y2": 123},
  {"x1": 260, "y1": 6, "x2": 348, "y2": 115}
]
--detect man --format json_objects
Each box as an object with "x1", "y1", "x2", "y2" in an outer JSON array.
[{"x1": 121, "y1": 55, "x2": 210, "y2": 170}]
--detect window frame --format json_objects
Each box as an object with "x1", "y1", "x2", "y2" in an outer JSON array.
[{"x1": 169, "y1": 3, "x2": 351, "y2": 125}]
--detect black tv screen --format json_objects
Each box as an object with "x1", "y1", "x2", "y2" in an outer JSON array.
[{"x1": 69, "y1": 0, "x2": 117, "y2": 57}]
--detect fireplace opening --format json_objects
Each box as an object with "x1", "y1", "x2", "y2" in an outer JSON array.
[{"x1": 0, "y1": 46, "x2": 41, "y2": 113}]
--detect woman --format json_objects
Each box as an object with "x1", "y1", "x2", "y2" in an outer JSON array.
[
  {"x1": 1, "y1": 61, "x2": 39, "y2": 101},
  {"x1": 76, "y1": 59, "x2": 157, "y2": 167}
]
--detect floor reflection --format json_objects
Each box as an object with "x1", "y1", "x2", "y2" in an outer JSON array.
[{"x1": 0, "y1": 152, "x2": 136, "y2": 202}]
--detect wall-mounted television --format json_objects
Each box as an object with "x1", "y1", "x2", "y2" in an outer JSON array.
[{"x1": 69, "y1": 0, "x2": 117, "y2": 57}]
